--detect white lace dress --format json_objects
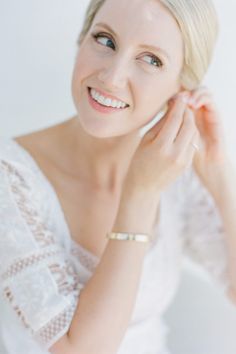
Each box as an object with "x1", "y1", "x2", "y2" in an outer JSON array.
[{"x1": 0, "y1": 136, "x2": 230, "y2": 354}]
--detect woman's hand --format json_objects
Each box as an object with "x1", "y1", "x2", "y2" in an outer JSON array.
[
  {"x1": 186, "y1": 86, "x2": 230, "y2": 195},
  {"x1": 123, "y1": 91, "x2": 199, "y2": 196}
]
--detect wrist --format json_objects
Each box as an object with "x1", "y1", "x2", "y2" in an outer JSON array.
[
  {"x1": 208, "y1": 161, "x2": 236, "y2": 204},
  {"x1": 113, "y1": 191, "x2": 160, "y2": 235}
]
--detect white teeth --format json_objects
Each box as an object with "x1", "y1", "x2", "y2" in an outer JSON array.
[
  {"x1": 105, "y1": 98, "x2": 112, "y2": 106},
  {"x1": 90, "y1": 88, "x2": 127, "y2": 109}
]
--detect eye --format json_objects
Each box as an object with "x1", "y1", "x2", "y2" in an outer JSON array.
[
  {"x1": 91, "y1": 32, "x2": 115, "y2": 50},
  {"x1": 91, "y1": 31, "x2": 164, "y2": 69},
  {"x1": 142, "y1": 54, "x2": 163, "y2": 68}
]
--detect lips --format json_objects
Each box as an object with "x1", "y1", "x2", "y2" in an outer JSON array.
[
  {"x1": 87, "y1": 87, "x2": 129, "y2": 113},
  {"x1": 88, "y1": 87, "x2": 129, "y2": 107},
  {"x1": 87, "y1": 88, "x2": 129, "y2": 110}
]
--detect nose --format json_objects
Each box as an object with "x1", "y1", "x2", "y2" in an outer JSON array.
[{"x1": 98, "y1": 57, "x2": 129, "y2": 90}]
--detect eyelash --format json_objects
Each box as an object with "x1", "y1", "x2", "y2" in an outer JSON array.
[{"x1": 91, "y1": 31, "x2": 164, "y2": 69}]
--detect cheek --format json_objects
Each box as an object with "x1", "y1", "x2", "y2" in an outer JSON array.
[
  {"x1": 135, "y1": 87, "x2": 169, "y2": 124},
  {"x1": 73, "y1": 55, "x2": 91, "y2": 83},
  {"x1": 73, "y1": 44, "x2": 100, "y2": 82},
  {"x1": 139, "y1": 88, "x2": 162, "y2": 111}
]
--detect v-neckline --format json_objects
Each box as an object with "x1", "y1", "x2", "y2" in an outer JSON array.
[
  {"x1": 9, "y1": 136, "x2": 161, "y2": 266},
  {"x1": 9, "y1": 137, "x2": 100, "y2": 265}
]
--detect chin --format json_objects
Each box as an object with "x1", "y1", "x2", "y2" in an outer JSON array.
[
  {"x1": 76, "y1": 113, "x2": 124, "y2": 140},
  {"x1": 74, "y1": 92, "x2": 134, "y2": 139}
]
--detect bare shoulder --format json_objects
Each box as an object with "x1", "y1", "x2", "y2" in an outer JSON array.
[
  {"x1": 14, "y1": 118, "x2": 75, "y2": 166},
  {"x1": 14, "y1": 120, "x2": 66, "y2": 156},
  {"x1": 13, "y1": 118, "x2": 76, "y2": 185}
]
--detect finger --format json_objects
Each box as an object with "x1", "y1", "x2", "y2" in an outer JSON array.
[
  {"x1": 144, "y1": 97, "x2": 177, "y2": 142},
  {"x1": 145, "y1": 116, "x2": 167, "y2": 142},
  {"x1": 189, "y1": 85, "x2": 211, "y2": 99},
  {"x1": 155, "y1": 93, "x2": 190, "y2": 147},
  {"x1": 174, "y1": 108, "x2": 198, "y2": 152},
  {"x1": 193, "y1": 129, "x2": 201, "y2": 147},
  {"x1": 188, "y1": 89, "x2": 212, "y2": 108},
  {"x1": 190, "y1": 130, "x2": 201, "y2": 151},
  {"x1": 185, "y1": 130, "x2": 201, "y2": 168},
  {"x1": 189, "y1": 95, "x2": 216, "y2": 111}
]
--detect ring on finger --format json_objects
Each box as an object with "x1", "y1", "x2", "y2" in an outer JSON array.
[{"x1": 191, "y1": 142, "x2": 200, "y2": 151}]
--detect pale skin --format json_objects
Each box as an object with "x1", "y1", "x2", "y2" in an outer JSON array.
[
  {"x1": 14, "y1": 0, "x2": 236, "y2": 352},
  {"x1": 15, "y1": 0, "x2": 190, "y2": 257}
]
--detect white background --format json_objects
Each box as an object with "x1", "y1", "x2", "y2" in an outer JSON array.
[{"x1": 1, "y1": 1, "x2": 236, "y2": 353}]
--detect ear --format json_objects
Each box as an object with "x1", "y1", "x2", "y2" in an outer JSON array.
[
  {"x1": 160, "y1": 85, "x2": 187, "y2": 117},
  {"x1": 172, "y1": 85, "x2": 186, "y2": 97},
  {"x1": 171, "y1": 81, "x2": 186, "y2": 97}
]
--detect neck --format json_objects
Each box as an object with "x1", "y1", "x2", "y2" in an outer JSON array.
[{"x1": 59, "y1": 116, "x2": 141, "y2": 192}]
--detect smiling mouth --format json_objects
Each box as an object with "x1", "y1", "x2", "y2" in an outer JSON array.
[{"x1": 88, "y1": 87, "x2": 129, "y2": 109}]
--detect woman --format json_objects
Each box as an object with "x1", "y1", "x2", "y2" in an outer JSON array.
[{"x1": 0, "y1": 0, "x2": 236, "y2": 353}]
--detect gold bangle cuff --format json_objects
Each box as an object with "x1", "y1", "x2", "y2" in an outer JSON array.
[{"x1": 106, "y1": 232, "x2": 151, "y2": 243}]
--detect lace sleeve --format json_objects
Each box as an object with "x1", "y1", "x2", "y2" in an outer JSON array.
[
  {"x1": 0, "y1": 159, "x2": 84, "y2": 350},
  {"x1": 181, "y1": 168, "x2": 230, "y2": 293}
]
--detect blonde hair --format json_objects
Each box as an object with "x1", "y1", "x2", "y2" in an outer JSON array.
[{"x1": 77, "y1": 0, "x2": 219, "y2": 90}]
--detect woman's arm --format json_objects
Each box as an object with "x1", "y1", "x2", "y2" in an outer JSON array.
[
  {"x1": 50, "y1": 191, "x2": 160, "y2": 354},
  {"x1": 208, "y1": 162, "x2": 236, "y2": 304},
  {"x1": 51, "y1": 93, "x2": 197, "y2": 353},
  {"x1": 182, "y1": 86, "x2": 236, "y2": 304}
]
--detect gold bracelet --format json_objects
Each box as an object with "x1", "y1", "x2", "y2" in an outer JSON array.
[{"x1": 106, "y1": 232, "x2": 151, "y2": 243}]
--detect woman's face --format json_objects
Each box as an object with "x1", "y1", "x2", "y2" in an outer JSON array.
[{"x1": 71, "y1": 0, "x2": 184, "y2": 138}]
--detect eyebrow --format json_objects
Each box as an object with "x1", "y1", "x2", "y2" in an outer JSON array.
[{"x1": 94, "y1": 22, "x2": 171, "y2": 62}]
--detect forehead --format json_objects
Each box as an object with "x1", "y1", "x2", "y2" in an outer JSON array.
[{"x1": 93, "y1": 0, "x2": 184, "y2": 59}]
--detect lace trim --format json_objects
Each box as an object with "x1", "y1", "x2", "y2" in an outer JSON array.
[
  {"x1": 3, "y1": 286, "x2": 31, "y2": 330},
  {"x1": 35, "y1": 302, "x2": 77, "y2": 347},
  {"x1": 3, "y1": 285, "x2": 79, "y2": 348},
  {"x1": 48, "y1": 259, "x2": 82, "y2": 296},
  {"x1": 70, "y1": 241, "x2": 99, "y2": 272},
  {"x1": 2, "y1": 160, "x2": 55, "y2": 248},
  {"x1": 1, "y1": 159, "x2": 82, "y2": 346},
  {"x1": 1, "y1": 248, "x2": 62, "y2": 281},
  {"x1": 181, "y1": 168, "x2": 230, "y2": 290}
]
